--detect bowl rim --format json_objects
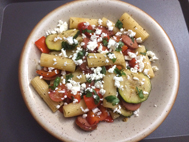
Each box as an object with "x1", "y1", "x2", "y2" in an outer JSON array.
[{"x1": 18, "y1": 0, "x2": 180, "y2": 141}]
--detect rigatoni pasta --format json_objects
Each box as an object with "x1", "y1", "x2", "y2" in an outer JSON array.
[{"x1": 32, "y1": 12, "x2": 158, "y2": 132}]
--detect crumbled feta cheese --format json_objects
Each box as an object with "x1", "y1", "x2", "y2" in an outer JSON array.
[
  {"x1": 128, "y1": 52, "x2": 137, "y2": 58},
  {"x1": 87, "y1": 41, "x2": 98, "y2": 51},
  {"x1": 152, "y1": 66, "x2": 159, "y2": 72},
  {"x1": 84, "y1": 22, "x2": 90, "y2": 26},
  {"x1": 56, "y1": 105, "x2": 61, "y2": 109},
  {"x1": 143, "y1": 69, "x2": 150, "y2": 78},
  {"x1": 82, "y1": 114, "x2": 88, "y2": 118},
  {"x1": 61, "y1": 48, "x2": 68, "y2": 58},
  {"x1": 146, "y1": 51, "x2": 158, "y2": 62},
  {"x1": 95, "y1": 28, "x2": 102, "y2": 35},
  {"x1": 134, "y1": 109, "x2": 140, "y2": 117},
  {"x1": 80, "y1": 107, "x2": 89, "y2": 113},
  {"x1": 77, "y1": 75, "x2": 82, "y2": 79},
  {"x1": 106, "y1": 20, "x2": 114, "y2": 31},
  {"x1": 92, "y1": 108, "x2": 100, "y2": 113},
  {"x1": 95, "y1": 81, "x2": 103, "y2": 89},
  {"x1": 115, "y1": 32, "x2": 122, "y2": 36},
  {"x1": 114, "y1": 76, "x2": 123, "y2": 89},
  {"x1": 65, "y1": 79, "x2": 80, "y2": 95},
  {"x1": 136, "y1": 37, "x2": 142, "y2": 43},
  {"x1": 98, "y1": 19, "x2": 103, "y2": 25},
  {"x1": 107, "y1": 39, "x2": 118, "y2": 50},
  {"x1": 113, "y1": 105, "x2": 122, "y2": 114},
  {"x1": 73, "y1": 99, "x2": 78, "y2": 104},
  {"x1": 108, "y1": 65, "x2": 116, "y2": 73},
  {"x1": 54, "y1": 36, "x2": 62, "y2": 42},
  {"x1": 126, "y1": 29, "x2": 136, "y2": 37},
  {"x1": 133, "y1": 77, "x2": 139, "y2": 81},
  {"x1": 99, "y1": 89, "x2": 106, "y2": 95},
  {"x1": 143, "y1": 91, "x2": 149, "y2": 95}
]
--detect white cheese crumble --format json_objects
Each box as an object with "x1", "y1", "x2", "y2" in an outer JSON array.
[
  {"x1": 108, "y1": 65, "x2": 116, "y2": 73},
  {"x1": 65, "y1": 79, "x2": 80, "y2": 95},
  {"x1": 98, "y1": 19, "x2": 103, "y2": 25},
  {"x1": 87, "y1": 40, "x2": 98, "y2": 51},
  {"x1": 136, "y1": 37, "x2": 142, "y2": 43},
  {"x1": 80, "y1": 107, "x2": 89, "y2": 113},
  {"x1": 152, "y1": 66, "x2": 159, "y2": 72},
  {"x1": 134, "y1": 109, "x2": 140, "y2": 117},
  {"x1": 146, "y1": 51, "x2": 158, "y2": 62},
  {"x1": 125, "y1": 29, "x2": 136, "y2": 37},
  {"x1": 114, "y1": 76, "x2": 123, "y2": 89},
  {"x1": 82, "y1": 114, "x2": 88, "y2": 118},
  {"x1": 106, "y1": 20, "x2": 114, "y2": 31}
]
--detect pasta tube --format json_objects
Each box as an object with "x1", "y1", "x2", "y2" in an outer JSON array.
[
  {"x1": 143, "y1": 55, "x2": 155, "y2": 78},
  {"x1": 119, "y1": 13, "x2": 149, "y2": 42},
  {"x1": 40, "y1": 53, "x2": 76, "y2": 72},
  {"x1": 69, "y1": 17, "x2": 98, "y2": 29},
  {"x1": 87, "y1": 51, "x2": 126, "y2": 68},
  {"x1": 71, "y1": 68, "x2": 86, "y2": 83},
  {"x1": 30, "y1": 76, "x2": 63, "y2": 112},
  {"x1": 63, "y1": 99, "x2": 87, "y2": 117},
  {"x1": 103, "y1": 73, "x2": 117, "y2": 108}
]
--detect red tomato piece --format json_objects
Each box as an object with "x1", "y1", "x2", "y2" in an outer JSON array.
[
  {"x1": 86, "y1": 110, "x2": 100, "y2": 125},
  {"x1": 67, "y1": 91, "x2": 81, "y2": 103},
  {"x1": 128, "y1": 58, "x2": 137, "y2": 68},
  {"x1": 36, "y1": 69, "x2": 60, "y2": 78},
  {"x1": 83, "y1": 88, "x2": 102, "y2": 110},
  {"x1": 49, "y1": 84, "x2": 67, "y2": 102},
  {"x1": 122, "y1": 48, "x2": 135, "y2": 56},
  {"x1": 35, "y1": 36, "x2": 50, "y2": 53},
  {"x1": 121, "y1": 45, "x2": 128, "y2": 53},
  {"x1": 78, "y1": 22, "x2": 93, "y2": 37}
]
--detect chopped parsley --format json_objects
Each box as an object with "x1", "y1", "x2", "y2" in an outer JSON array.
[
  {"x1": 136, "y1": 87, "x2": 144, "y2": 99},
  {"x1": 75, "y1": 50, "x2": 86, "y2": 60},
  {"x1": 115, "y1": 20, "x2": 123, "y2": 29},
  {"x1": 102, "y1": 37, "x2": 109, "y2": 46},
  {"x1": 62, "y1": 41, "x2": 78, "y2": 50},
  {"x1": 101, "y1": 66, "x2": 106, "y2": 74},
  {"x1": 82, "y1": 29, "x2": 93, "y2": 34},
  {"x1": 140, "y1": 52, "x2": 146, "y2": 56},
  {"x1": 114, "y1": 68, "x2": 126, "y2": 76},
  {"x1": 130, "y1": 37, "x2": 135, "y2": 43},
  {"x1": 66, "y1": 74, "x2": 73, "y2": 82},
  {"x1": 105, "y1": 95, "x2": 120, "y2": 106},
  {"x1": 115, "y1": 41, "x2": 124, "y2": 52},
  {"x1": 49, "y1": 76, "x2": 60, "y2": 90},
  {"x1": 93, "y1": 89, "x2": 100, "y2": 105},
  {"x1": 86, "y1": 79, "x2": 92, "y2": 83},
  {"x1": 86, "y1": 90, "x2": 93, "y2": 97},
  {"x1": 73, "y1": 30, "x2": 80, "y2": 39},
  {"x1": 106, "y1": 52, "x2": 117, "y2": 63}
]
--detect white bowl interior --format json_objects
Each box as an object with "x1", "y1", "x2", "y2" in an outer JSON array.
[{"x1": 19, "y1": 1, "x2": 179, "y2": 142}]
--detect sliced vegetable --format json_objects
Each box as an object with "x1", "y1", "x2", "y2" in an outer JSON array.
[
  {"x1": 36, "y1": 69, "x2": 60, "y2": 78},
  {"x1": 49, "y1": 83, "x2": 67, "y2": 102},
  {"x1": 35, "y1": 36, "x2": 50, "y2": 53},
  {"x1": 118, "y1": 69, "x2": 151, "y2": 103},
  {"x1": 78, "y1": 22, "x2": 93, "y2": 37}
]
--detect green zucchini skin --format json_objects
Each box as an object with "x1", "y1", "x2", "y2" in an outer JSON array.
[
  {"x1": 45, "y1": 29, "x2": 79, "y2": 51},
  {"x1": 118, "y1": 69, "x2": 151, "y2": 104},
  {"x1": 119, "y1": 107, "x2": 133, "y2": 117}
]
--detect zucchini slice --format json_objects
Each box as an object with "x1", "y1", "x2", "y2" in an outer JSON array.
[
  {"x1": 45, "y1": 29, "x2": 80, "y2": 51},
  {"x1": 118, "y1": 69, "x2": 151, "y2": 103},
  {"x1": 119, "y1": 107, "x2": 133, "y2": 117}
]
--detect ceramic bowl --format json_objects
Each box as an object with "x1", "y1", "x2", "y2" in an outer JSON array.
[{"x1": 19, "y1": 0, "x2": 180, "y2": 141}]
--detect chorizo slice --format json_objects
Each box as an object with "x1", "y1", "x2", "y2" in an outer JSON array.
[
  {"x1": 120, "y1": 98, "x2": 141, "y2": 111},
  {"x1": 121, "y1": 34, "x2": 138, "y2": 49},
  {"x1": 75, "y1": 116, "x2": 97, "y2": 131}
]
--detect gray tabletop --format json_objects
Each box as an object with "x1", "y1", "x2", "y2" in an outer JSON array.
[{"x1": 0, "y1": 0, "x2": 189, "y2": 141}]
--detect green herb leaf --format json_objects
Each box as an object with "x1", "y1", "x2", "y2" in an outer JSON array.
[
  {"x1": 93, "y1": 89, "x2": 100, "y2": 105},
  {"x1": 105, "y1": 95, "x2": 120, "y2": 106},
  {"x1": 130, "y1": 37, "x2": 135, "y2": 43},
  {"x1": 112, "y1": 58, "x2": 117, "y2": 63},
  {"x1": 136, "y1": 87, "x2": 144, "y2": 99},
  {"x1": 75, "y1": 50, "x2": 86, "y2": 60},
  {"x1": 101, "y1": 66, "x2": 106, "y2": 74},
  {"x1": 114, "y1": 68, "x2": 126, "y2": 76},
  {"x1": 86, "y1": 91, "x2": 93, "y2": 97},
  {"x1": 115, "y1": 20, "x2": 123, "y2": 29},
  {"x1": 73, "y1": 30, "x2": 80, "y2": 39},
  {"x1": 140, "y1": 52, "x2": 146, "y2": 56},
  {"x1": 86, "y1": 79, "x2": 92, "y2": 83},
  {"x1": 82, "y1": 29, "x2": 93, "y2": 33},
  {"x1": 115, "y1": 41, "x2": 124, "y2": 52},
  {"x1": 66, "y1": 74, "x2": 73, "y2": 82},
  {"x1": 49, "y1": 76, "x2": 60, "y2": 90},
  {"x1": 102, "y1": 37, "x2": 108, "y2": 47},
  {"x1": 127, "y1": 66, "x2": 131, "y2": 70},
  {"x1": 62, "y1": 41, "x2": 78, "y2": 50}
]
